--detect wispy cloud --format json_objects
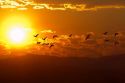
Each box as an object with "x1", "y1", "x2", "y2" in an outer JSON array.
[{"x1": 0, "y1": 0, "x2": 125, "y2": 11}]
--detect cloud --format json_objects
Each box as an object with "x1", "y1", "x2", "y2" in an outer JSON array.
[
  {"x1": 0, "y1": 0, "x2": 125, "y2": 11},
  {"x1": 0, "y1": 30, "x2": 125, "y2": 58},
  {"x1": 33, "y1": 0, "x2": 125, "y2": 4}
]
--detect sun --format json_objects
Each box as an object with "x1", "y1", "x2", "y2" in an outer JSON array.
[
  {"x1": 8, "y1": 27, "x2": 26, "y2": 44},
  {"x1": 0, "y1": 15, "x2": 35, "y2": 47},
  {"x1": 6, "y1": 26, "x2": 34, "y2": 47}
]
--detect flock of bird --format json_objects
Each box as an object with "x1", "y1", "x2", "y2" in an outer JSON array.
[
  {"x1": 102, "y1": 32, "x2": 120, "y2": 46},
  {"x1": 33, "y1": 32, "x2": 121, "y2": 48},
  {"x1": 33, "y1": 33, "x2": 73, "y2": 48}
]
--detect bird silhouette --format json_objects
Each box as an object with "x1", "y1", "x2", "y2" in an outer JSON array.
[
  {"x1": 114, "y1": 32, "x2": 119, "y2": 37},
  {"x1": 103, "y1": 32, "x2": 108, "y2": 35},
  {"x1": 53, "y1": 35, "x2": 58, "y2": 39},
  {"x1": 85, "y1": 32, "x2": 95, "y2": 40},
  {"x1": 37, "y1": 42, "x2": 41, "y2": 44},
  {"x1": 34, "y1": 34, "x2": 39, "y2": 37},
  {"x1": 104, "y1": 39, "x2": 110, "y2": 42},
  {"x1": 69, "y1": 34, "x2": 72, "y2": 37},
  {"x1": 42, "y1": 43, "x2": 49, "y2": 45},
  {"x1": 49, "y1": 44, "x2": 54, "y2": 48},
  {"x1": 42, "y1": 36, "x2": 47, "y2": 40},
  {"x1": 85, "y1": 34, "x2": 91, "y2": 40}
]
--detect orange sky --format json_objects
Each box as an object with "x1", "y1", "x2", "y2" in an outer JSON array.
[
  {"x1": 0, "y1": 0, "x2": 125, "y2": 34},
  {"x1": 0, "y1": 0, "x2": 125, "y2": 57}
]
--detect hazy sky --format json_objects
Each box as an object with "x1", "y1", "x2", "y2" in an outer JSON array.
[
  {"x1": 0, "y1": 0, "x2": 125, "y2": 57},
  {"x1": 0, "y1": 0, "x2": 125, "y2": 34}
]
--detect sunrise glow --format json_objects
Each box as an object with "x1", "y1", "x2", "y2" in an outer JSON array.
[
  {"x1": 0, "y1": 15, "x2": 34, "y2": 47},
  {"x1": 6, "y1": 26, "x2": 33, "y2": 47},
  {"x1": 8, "y1": 27, "x2": 27, "y2": 43}
]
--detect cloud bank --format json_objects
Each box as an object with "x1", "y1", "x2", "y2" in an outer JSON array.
[
  {"x1": 0, "y1": 0, "x2": 125, "y2": 11},
  {"x1": 0, "y1": 30, "x2": 125, "y2": 58}
]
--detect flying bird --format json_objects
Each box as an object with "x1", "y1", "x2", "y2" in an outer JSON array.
[
  {"x1": 85, "y1": 32, "x2": 95, "y2": 40},
  {"x1": 104, "y1": 39, "x2": 110, "y2": 42},
  {"x1": 85, "y1": 34, "x2": 91, "y2": 40},
  {"x1": 53, "y1": 35, "x2": 58, "y2": 39},
  {"x1": 37, "y1": 42, "x2": 41, "y2": 44},
  {"x1": 42, "y1": 36, "x2": 47, "y2": 40},
  {"x1": 42, "y1": 43, "x2": 49, "y2": 45},
  {"x1": 49, "y1": 44, "x2": 54, "y2": 48},
  {"x1": 103, "y1": 32, "x2": 108, "y2": 35},
  {"x1": 69, "y1": 34, "x2": 72, "y2": 37},
  {"x1": 34, "y1": 34, "x2": 39, "y2": 37},
  {"x1": 114, "y1": 32, "x2": 119, "y2": 37}
]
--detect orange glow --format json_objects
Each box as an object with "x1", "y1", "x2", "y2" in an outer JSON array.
[
  {"x1": 0, "y1": 15, "x2": 35, "y2": 47},
  {"x1": 8, "y1": 27, "x2": 26, "y2": 43}
]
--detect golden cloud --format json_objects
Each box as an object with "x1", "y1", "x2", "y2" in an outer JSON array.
[
  {"x1": 0, "y1": 0, "x2": 125, "y2": 11},
  {"x1": 0, "y1": 29, "x2": 125, "y2": 57}
]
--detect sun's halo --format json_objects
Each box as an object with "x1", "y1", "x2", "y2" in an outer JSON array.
[{"x1": 0, "y1": 15, "x2": 35, "y2": 47}]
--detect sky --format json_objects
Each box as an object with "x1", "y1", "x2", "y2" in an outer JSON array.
[
  {"x1": 0, "y1": 0, "x2": 125, "y2": 34},
  {"x1": 0, "y1": 0, "x2": 125, "y2": 57}
]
